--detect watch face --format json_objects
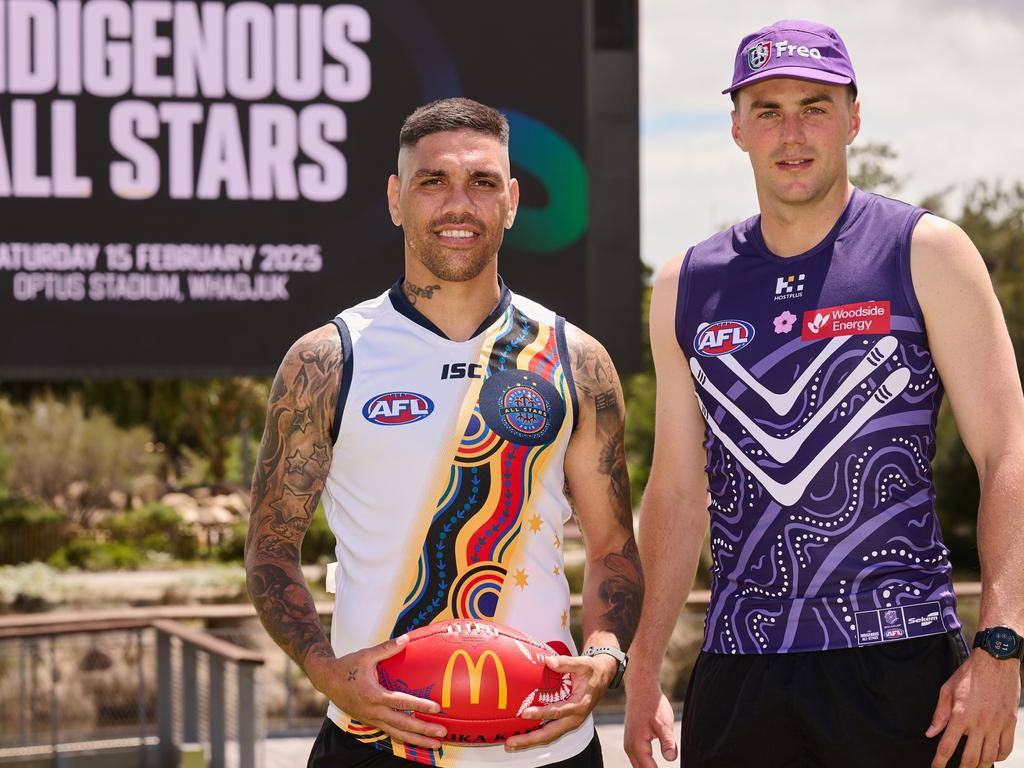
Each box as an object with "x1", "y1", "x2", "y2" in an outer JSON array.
[{"x1": 987, "y1": 627, "x2": 1021, "y2": 658}]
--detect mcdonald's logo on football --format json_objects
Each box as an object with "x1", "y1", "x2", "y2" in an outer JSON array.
[{"x1": 441, "y1": 649, "x2": 508, "y2": 710}]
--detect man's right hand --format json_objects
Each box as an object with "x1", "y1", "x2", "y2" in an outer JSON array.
[
  {"x1": 624, "y1": 671, "x2": 678, "y2": 768},
  {"x1": 306, "y1": 634, "x2": 447, "y2": 749}
]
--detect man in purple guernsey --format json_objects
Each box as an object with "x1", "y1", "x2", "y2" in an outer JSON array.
[{"x1": 623, "y1": 19, "x2": 1024, "y2": 768}]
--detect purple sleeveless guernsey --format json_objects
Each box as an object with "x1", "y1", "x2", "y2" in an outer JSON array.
[{"x1": 677, "y1": 189, "x2": 960, "y2": 654}]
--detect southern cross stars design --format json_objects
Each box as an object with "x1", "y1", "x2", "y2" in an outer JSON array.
[
  {"x1": 528, "y1": 514, "x2": 543, "y2": 533},
  {"x1": 553, "y1": 565, "x2": 560, "y2": 576},
  {"x1": 561, "y1": 609, "x2": 568, "y2": 628},
  {"x1": 553, "y1": 535, "x2": 561, "y2": 550},
  {"x1": 513, "y1": 569, "x2": 529, "y2": 589}
]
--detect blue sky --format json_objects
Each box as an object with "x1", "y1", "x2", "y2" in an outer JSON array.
[{"x1": 641, "y1": 0, "x2": 1024, "y2": 269}]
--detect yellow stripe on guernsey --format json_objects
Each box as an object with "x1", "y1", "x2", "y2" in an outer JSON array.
[{"x1": 372, "y1": 321, "x2": 496, "y2": 641}]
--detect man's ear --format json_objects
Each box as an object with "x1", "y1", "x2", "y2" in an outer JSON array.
[
  {"x1": 505, "y1": 178, "x2": 520, "y2": 229},
  {"x1": 731, "y1": 110, "x2": 748, "y2": 152},
  {"x1": 387, "y1": 174, "x2": 402, "y2": 226},
  {"x1": 846, "y1": 100, "x2": 861, "y2": 146}
]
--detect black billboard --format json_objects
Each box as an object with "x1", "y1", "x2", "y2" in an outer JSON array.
[{"x1": 0, "y1": 0, "x2": 639, "y2": 377}]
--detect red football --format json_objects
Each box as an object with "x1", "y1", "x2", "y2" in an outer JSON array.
[{"x1": 376, "y1": 619, "x2": 573, "y2": 744}]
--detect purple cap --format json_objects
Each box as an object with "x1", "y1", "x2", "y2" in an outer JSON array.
[{"x1": 723, "y1": 20, "x2": 857, "y2": 95}]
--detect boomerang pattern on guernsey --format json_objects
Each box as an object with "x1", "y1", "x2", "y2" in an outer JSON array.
[{"x1": 678, "y1": 189, "x2": 962, "y2": 655}]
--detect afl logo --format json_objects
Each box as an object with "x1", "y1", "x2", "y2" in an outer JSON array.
[
  {"x1": 694, "y1": 320, "x2": 755, "y2": 357},
  {"x1": 479, "y1": 370, "x2": 565, "y2": 447},
  {"x1": 362, "y1": 392, "x2": 434, "y2": 425}
]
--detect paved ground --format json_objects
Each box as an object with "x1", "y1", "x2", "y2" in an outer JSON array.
[{"x1": 263, "y1": 716, "x2": 1024, "y2": 767}]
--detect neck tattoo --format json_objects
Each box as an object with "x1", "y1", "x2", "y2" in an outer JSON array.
[{"x1": 403, "y1": 281, "x2": 440, "y2": 306}]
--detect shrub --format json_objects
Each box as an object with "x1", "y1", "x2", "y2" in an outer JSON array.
[
  {"x1": 0, "y1": 495, "x2": 65, "y2": 526},
  {"x1": 0, "y1": 496, "x2": 68, "y2": 564},
  {"x1": 0, "y1": 397, "x2": 164, "y2": 526},
  {"x1": 215, "y1": 521, "x2": 249, "y2": 562},
  {"x1": 48, "y1": 538, "x2": 143, "y2": 571}
]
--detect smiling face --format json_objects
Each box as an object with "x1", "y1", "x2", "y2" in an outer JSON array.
[
  {"x1": 731, "y1": 78, "x2": 860, "y2": 211},
  {"x1": 387, "y1": 129, "x2": 519, "y2": 283}
]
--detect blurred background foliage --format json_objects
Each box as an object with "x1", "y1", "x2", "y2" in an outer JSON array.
[{"x1": 1, "y1": 144, "x2": 1021, "y2": 579}]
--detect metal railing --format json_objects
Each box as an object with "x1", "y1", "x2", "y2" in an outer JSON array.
[
  {"x1": 0, "y1": 583, "x2": 988, "y2": 766},
  {"x1": 0, "y1": 614, "x2": 265, "y2": 768}
]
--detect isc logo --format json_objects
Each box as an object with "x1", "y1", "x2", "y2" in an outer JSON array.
[
  {"x1": 441, "y1": 363, "x2": 483, "y2": 380},
  {"x1": 362, "y1": 392, "x2": 434, "y2": 425},
  {"x1": 694, "y1": 320, "x2": 755, "y2": 357}
]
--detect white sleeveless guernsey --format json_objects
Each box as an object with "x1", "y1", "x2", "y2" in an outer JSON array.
[{"x1": 322, "y1": 279, "x2": 592, "y2": 767}]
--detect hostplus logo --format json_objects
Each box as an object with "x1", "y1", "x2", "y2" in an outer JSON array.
[
  {"x1": 773, "y1": 273, "x2": 805, "y2": 301},
  {"x1": 748, "y1": 40, "x2": 823, "y2": 71}
]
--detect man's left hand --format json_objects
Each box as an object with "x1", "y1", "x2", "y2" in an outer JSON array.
[
  {"x1": 504, "y1": 653, "x2": 618, "y2": 751},
  {"x1": 927, "y1": 649, "x2": 1020, "y2": 768}
]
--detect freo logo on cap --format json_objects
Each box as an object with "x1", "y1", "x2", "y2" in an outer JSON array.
[
  {"x1": 362, "y1": 392, "x2": 434, "y2": 425},
  {"x1": 747, "y1": 41, "x2": 772, "y2": 70},
  {"x1": 694, "y1": 320, "x2": 755, "y2": 357}
]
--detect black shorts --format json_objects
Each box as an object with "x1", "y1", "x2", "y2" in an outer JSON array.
[
  {"x1": 307, "y1": 718, "x2": 603, "y2": 768},
  {"x1": 680, "y1": 631, "x2": 969, "y2": 768}
]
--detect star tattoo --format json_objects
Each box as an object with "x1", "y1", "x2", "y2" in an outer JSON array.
[
  {"x1": 310, "y1": 443, "x2": 330, "y2": 467},
  {"x1": 269, "y1": 486, "x2": 313, "y2": 521},
  {"x1": 285, "y1": 449, "x2": 308, "y2": 475},
  {"x1": 291, "y1": 407, "x2": 313, "y2": 433}
]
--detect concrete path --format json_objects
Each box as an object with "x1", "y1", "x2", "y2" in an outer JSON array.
[{"x1": 262, "y1": 716, "x2": 1024, "y2": 767}]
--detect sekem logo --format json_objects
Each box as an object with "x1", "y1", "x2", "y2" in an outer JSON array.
[
  {"x1": 362, "y1": 392, "x2": 434, "y2": 425},
  {"x1": 694, "y1": 320, "x2": 755, "y2": 357}
]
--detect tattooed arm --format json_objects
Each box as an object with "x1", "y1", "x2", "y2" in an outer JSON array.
[
  {"x1": 507, "y1": 324, "x2": 644, "y2": 751},
  {"x1": 563, "y1": 326, "x2": 644, "y2": 653},
  {"x1": 245, "y1": 325, "x2": 444, "y2": 748}
]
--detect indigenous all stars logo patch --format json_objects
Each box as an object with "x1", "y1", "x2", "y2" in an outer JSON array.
[
  {"x1": 747, "y1": 41, "x2": 773, "y2": 71},
  {"x1": 479, "y1": 370, "x2": 565, "y2": 447}
]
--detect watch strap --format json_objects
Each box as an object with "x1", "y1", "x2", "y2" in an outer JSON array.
[{"x1": 583, "y1": 646, "x2": 627, "y2": 688}]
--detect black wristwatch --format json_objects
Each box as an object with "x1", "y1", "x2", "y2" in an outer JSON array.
[
  {"x1": 972, "y1": 626, "x2": 1024, "y2": 660},
  {"x1": 583, "y1": 646, "x2": 628, "y2": 688}
]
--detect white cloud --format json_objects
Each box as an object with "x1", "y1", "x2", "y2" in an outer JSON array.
[{"x1": 641, "y1": 0, "x2": 1024, "y2": 269}]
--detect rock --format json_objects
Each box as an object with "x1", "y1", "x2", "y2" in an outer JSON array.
[
  {"x1": 198, "y1": 505, "x2": 235, "y2": 526},
  {"x1": 219, "y1": 492, "x2": 249, "y2": 517},
  {"x1": 131, "y1": 474, "x2": 165, "y2": 503},
  {"x1": 66, "y1": 480, "x2": 90, "y2": 502},
  {"x1": 161, "y1": 492, "x2": 197, "y2": 510}
]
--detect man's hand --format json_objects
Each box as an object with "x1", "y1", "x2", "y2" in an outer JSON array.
[
  {"x1": 306, "y1": 634, "x2": 447, "y2": 749},
  {"x1": 927, "y1": 650, "x2": 1020, "y2": 768},
  {"x1": 624, "y1": 671, "x2": 677, "y2": 768},
  {"x1": 504, "y1": 653, "x2": 618, "y2": 751}
]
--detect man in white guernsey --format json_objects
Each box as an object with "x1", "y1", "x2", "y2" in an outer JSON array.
[{"x1": 245, "y1": 98, "x2": 643, "y2": 768}]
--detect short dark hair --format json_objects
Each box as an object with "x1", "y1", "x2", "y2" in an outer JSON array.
[{"x1": 399, "y1": 98, "x2": 509, "y2": 149}]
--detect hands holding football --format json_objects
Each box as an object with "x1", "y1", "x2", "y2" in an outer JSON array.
[
  {"x1": 504, "y1": 651, "x2": 620, "y2": 751},
  {"x1": 374, "y1": 619, "x2": 612, "y2": 750},
  {"x1": 307, "y1": 634, "x2": 447, "y2": 749}
]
